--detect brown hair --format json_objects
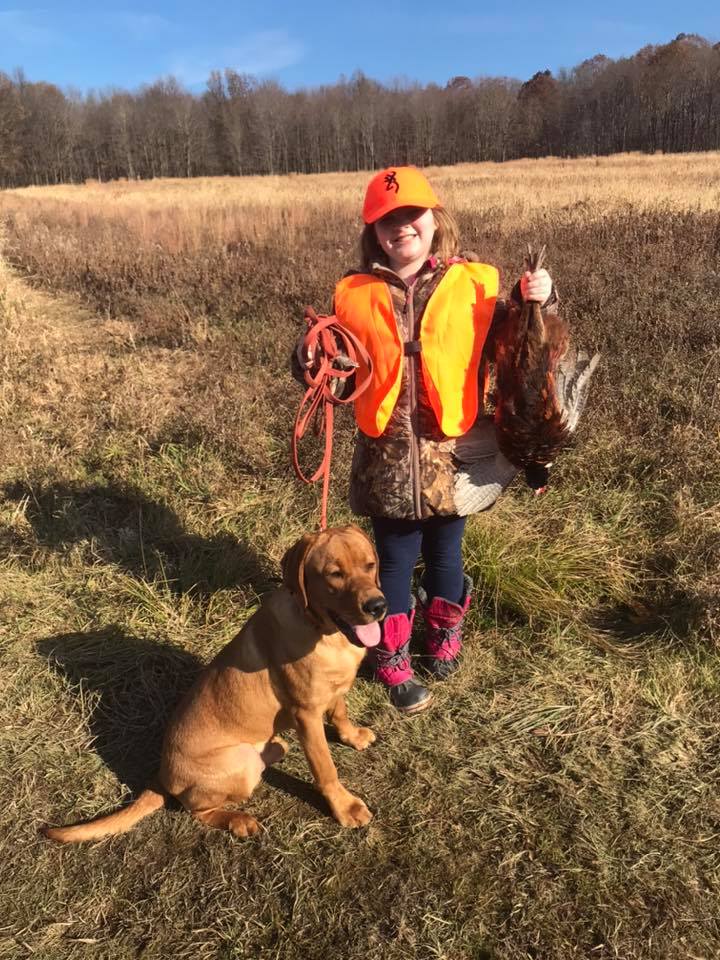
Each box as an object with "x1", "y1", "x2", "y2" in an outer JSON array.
[{"x1": 359, "y1": 206, "x2": 461, "y2": 272}]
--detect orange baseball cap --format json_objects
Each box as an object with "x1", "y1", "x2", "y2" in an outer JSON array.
[{"x1": 362, "y1": 166, "x2": 441, "y2": 224}]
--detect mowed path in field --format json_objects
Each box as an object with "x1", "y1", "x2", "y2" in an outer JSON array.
[{"x1": 0, "y1": 252, "x2": 205, "y2": 466}]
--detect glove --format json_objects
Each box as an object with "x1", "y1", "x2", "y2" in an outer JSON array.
[
  {"x1": 520, "y1": 268, "x2": 552, "y2": 304},
  {"x1": 291, "y1": 338, "x2": 311, "y2": 385}
]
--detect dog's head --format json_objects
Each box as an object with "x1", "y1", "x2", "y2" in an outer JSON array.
[{"x1": 281, "y1": 525, "x2": 387, "y2": 647}]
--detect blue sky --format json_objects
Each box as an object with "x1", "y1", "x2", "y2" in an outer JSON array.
[{"x1": 1, "y1": 0, "x2": 718, "y2": 94}]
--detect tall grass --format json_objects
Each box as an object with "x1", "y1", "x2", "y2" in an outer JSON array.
[{"x1": 3, "y1": 158, "x2": 720, "y2": 633}]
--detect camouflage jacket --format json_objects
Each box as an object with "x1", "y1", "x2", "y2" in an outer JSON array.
[{"x1": 344, "y1": 255, "x2": 558, "y2": 521}]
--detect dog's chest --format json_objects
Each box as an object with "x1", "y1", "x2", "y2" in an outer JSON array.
[
  {"x1": 304, "y1": 638, "x2": 365, "y2": 694},
  {"x1": 323, "y1": 645, "x2": 363, "y2": 682}
]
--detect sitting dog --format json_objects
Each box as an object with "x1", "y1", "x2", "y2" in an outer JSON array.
[{"x1": 43, "y1": 524, "x2": 387, "y2": 841}]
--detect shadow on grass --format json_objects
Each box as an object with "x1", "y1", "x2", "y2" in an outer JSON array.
[
  {"x1": 37, "y1": 625, "x2": 202, "y2": 794},
  {"x1": 261, "y1": 767, "x2": 330, "y2": 818},
  {"x1": 591, "y1": 592, "x2": 704, "y2": 646},
  {"x1": 37, "y1": 626, "x2": 335, "y2": 819},
  {"x1": 5, "y1": 479, "x2": 277, "y2": 597}
]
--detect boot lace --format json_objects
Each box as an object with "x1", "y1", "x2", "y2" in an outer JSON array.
[
  {"x1": 375, "y1": 641, "x2": 410, "y2": 671},
  {"x1": 431, "y1": 624, "x2": 461, "y2": 657}
]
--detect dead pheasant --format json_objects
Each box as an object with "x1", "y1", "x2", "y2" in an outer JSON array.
[{"x1": 494, "y1": 245, "x2": 600, "y2": 491}]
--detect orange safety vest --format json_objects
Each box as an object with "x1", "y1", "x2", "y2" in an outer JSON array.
[{"x1": 333, "y1": 262, "x2": 499, "y2": 438}]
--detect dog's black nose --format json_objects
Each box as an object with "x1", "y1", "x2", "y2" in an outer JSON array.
[{"x1": 362, "y1": 596, "x2": 388, "y2": 620}]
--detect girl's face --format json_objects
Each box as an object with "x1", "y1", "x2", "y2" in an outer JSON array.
[{"x1": 374, "y1": 206, "x2": 436, "y2": 276}]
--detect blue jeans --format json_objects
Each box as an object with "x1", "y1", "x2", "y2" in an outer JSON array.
[{"x1": 371, "y1": 515, "x2": 467, "y2": 616}]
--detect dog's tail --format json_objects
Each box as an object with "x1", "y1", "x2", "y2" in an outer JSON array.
[{"x1": 41, "y1": 787, "x2": 167, "y2": 843}]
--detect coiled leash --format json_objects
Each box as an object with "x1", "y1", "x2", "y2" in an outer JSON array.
[{"x1": 291, "y1": 307, "x2": 372, "y2": 530}]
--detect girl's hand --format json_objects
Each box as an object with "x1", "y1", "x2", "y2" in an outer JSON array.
[{"x1": 520, "y1": 268, "x2": 552, "y2": 304}]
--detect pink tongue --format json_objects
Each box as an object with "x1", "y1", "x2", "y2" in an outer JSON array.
[{"x1": 353, "y1": 622, "x2": 381, "y2": 647}]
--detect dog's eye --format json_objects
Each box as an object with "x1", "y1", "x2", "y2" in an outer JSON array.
[
  {"x1": 365, "y1": 562, "x2": 376, "y2": 572},
  {"x1": 328, "y1": 570, "x2": 344, "y2": 581}
]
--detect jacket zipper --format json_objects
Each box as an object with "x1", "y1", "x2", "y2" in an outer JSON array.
[{"x1": 404, "y1": 282, "x2": 423, "y2": 520}]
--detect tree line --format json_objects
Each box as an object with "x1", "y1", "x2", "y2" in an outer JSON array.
[{"x1": 1, "y1": 33, "x2": 719, "y2": 188}]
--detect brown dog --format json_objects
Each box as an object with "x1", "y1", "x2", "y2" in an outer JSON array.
[{"x1": 43, "y1": 524, "x2": 387, "y2": 842}]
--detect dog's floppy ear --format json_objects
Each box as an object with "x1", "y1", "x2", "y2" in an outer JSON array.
[
  {"x1": 371, "y1": 538, "x2": 381, "y2": 589},
  {"x1": 281, "y1": 532, "x2": 319, "y2": 608},
  {"x1": 343, "y1": 523, "x2": 381, "y2": 588}
]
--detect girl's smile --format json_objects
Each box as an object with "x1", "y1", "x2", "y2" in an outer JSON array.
[{"x1": 374, "y1": 206, "x2": 437, "y2": 278}]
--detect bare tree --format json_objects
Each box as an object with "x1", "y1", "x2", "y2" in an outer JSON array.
[
  {"x1": 4, "y1": 34, "x2": 720, "y2": 186},
  {"x1": 0, "y1": 72, "x2": 24, "y2": 186}
]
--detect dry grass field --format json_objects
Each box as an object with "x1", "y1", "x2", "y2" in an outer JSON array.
[{"x1": 1, "y1": 153, "x2": 720, "y2": 959}]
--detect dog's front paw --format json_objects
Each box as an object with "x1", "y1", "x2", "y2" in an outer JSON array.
[
  {"x1": 335, "y1": 795, "x2": 373, "y2": 828},
  {"x1": 341, "y1": 726, "x2": 376, "y2": 751},
  {"x1": 327, "y1": 786, "x2": 373, "y2": 828}
]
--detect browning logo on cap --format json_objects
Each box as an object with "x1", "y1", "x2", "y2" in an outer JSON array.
[{"x1": 384, "y1": 171, "x2": 399, "y2": 193}]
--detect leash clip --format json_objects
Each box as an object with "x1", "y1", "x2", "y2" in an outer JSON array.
[{"x1": 332, "y1": 353, "x2": 359, "y2": 371}]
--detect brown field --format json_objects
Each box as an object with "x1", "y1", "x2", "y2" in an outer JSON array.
[{"x1": 1, "y1": 154, "x2": 720, "y2": 959}]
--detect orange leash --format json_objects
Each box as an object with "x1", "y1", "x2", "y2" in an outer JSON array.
[{"x1": 292, "y1": 307, "x2": 372, "y2": 530}]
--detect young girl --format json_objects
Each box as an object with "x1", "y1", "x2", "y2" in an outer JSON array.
[{"x1": 304, "y1": 166, "x2": 555, "y2": 714}]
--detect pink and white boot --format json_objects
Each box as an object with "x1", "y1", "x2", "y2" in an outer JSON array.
[
  {"x1": 417, "y1": 575, "x2": 473, "y2": 680},
  {"x1": 373, "y1": 604, "x2": 433, "y2": 715}
]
